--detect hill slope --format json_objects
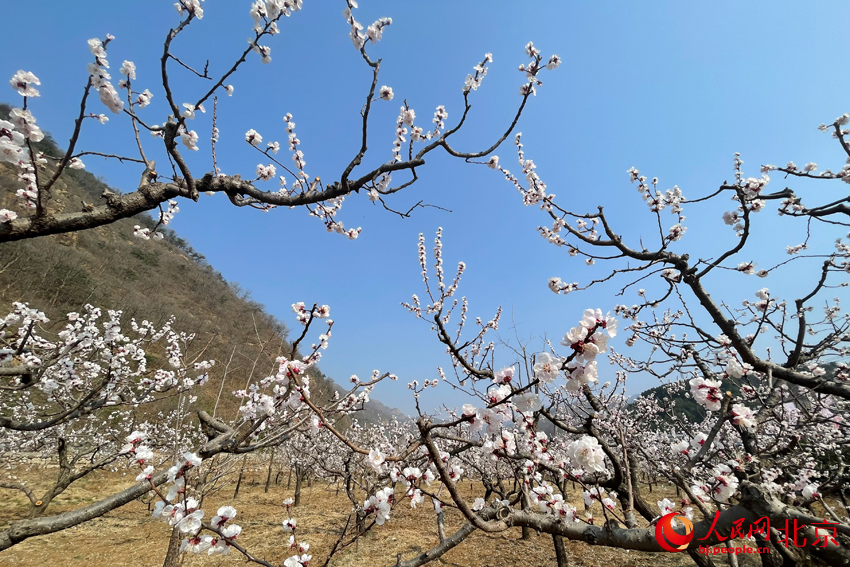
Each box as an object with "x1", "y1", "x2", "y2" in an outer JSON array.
[
  {"x1": 635, "y1": 361, "x2": 845, "y2": 424},
  {"x1": 0, "y1": 102, "x2": 404, "y2": 424}
]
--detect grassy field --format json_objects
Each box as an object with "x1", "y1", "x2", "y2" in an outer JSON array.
[{"x1": 0, "y1": 469, "x2": 696, "y2": 567}]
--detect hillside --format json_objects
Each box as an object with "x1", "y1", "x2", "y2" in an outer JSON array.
[
  {"x1": 636, "y1": 361, "x2": 845, "y2": 424},
  {"x1": 0, "y1": 102, "x2": 404, "y2": 425}
]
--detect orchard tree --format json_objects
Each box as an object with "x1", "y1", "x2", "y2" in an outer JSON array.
[
  {"x1": 0, "y1": 302, "x2": 212, "y2": 518},
  {"x1": 0, "y1": 0, "x2": 558, "y2": 242},
  {"x1": 203, "y1": 118, "x2": 850, "y2": 566},
  {"x1": 2, "y1": 1, "x2": 850, "y2": 567},
  {"x1": 361, "y1": 113, "x2": 850, "y2": 565},
  {"x1": 0, "y1": 0, "x2": 558, "y2": 554},
  {"x1": 0, "y1": 292, "x2": 386, "y2": 552},
  {"x1": 135, "y1": 201, "x2": 849, "y2": 567}
]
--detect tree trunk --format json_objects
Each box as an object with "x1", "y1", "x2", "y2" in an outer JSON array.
[
  {"x1": 29, "y1": 494, "x2": 56, "y2": 519},
  {"x1": 233, "y1": 455, "x2": 248, "y2": 499},
  {"x1": 264, "y1": 448, "x2": 275, "y2": 493},
  {"x1": 161, "y1": 526, "x2": 182, "y2": 567},
  {"x1": 552, "y1": 534, "x2": 569, "y2": 567},
  {"x1": 520, "y1": 491, "x2": 532, "y2": 540},
  {"x1": 294, "y1": 469, "x2": 303, "y2": 507},
  {"x1": 30, "y1": 465, "x2": 74, "y2": 517},
  {"x1": 287, "y1": 468, "x2": 292, "y2": 489},
  {"x1": 754, "y1": 534, "x2": 786, "y2": 567},
  {"x1": 725, "y1": 541, "x2": 739, "y2": 567}
]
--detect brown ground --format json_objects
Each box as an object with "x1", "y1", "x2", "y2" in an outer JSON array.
[{"x1": 0, "y1": 470, "x2": 695, "y2": 567}]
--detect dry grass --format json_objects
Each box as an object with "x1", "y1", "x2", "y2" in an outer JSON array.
[{"x1": 0, "y1": 470, "x2": 694, "y2": 567}]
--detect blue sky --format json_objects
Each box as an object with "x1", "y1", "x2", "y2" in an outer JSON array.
[{"x1": 4, "y1": 1, "x2": 850, "y2": 414}]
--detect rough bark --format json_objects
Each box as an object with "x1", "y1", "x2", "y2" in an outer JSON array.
[
  {"x1": 0, "y1": 161, "x2": 425, "y2": 244},
  {"x1": 520, "y1": 490, "x2": 532, "y2": 540},
  {"x1": 161, "y1": 526, "x2": 182, "y2": 567},
  {"x1": 390, "y1": 482, "x2": 850, "y2": 567},
  {"x1": 552, "y1": 533, "x2": 569, "y2": 567},
  {"x1": 395, "y1": 518, "x2": 480, "y2": 567},
  {"x1": 0, "y1": 468, "x2": 170, "y2": 551},
  {"x1": 294, "y1": 468, "x2": 303, "y2": 507}
]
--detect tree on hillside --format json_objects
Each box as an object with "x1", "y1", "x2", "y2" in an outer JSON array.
[{"x1": 1, "y1": 2, "x2": 850, "y2": 567}]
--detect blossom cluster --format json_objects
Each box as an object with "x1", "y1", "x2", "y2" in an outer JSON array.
[
  {"x1": 2, "y1": 72, "x2": 48, "y2": 214},
  {"x1": 344, "y1": 1, "x2": 391, "y2": 51}
]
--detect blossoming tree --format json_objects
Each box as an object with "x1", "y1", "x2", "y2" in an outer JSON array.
[
  {"x1": 1, "y1": 1, "x2": 850, "y2": 567},
  {"x1": 0, "y1": 0, "x2": 558, "y2": 243},
  {"x1": 130, "y1": 212, "x2": 849, "y2": 567}
]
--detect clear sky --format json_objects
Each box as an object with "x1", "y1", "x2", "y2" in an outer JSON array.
[{"x1": 4, "y1": 1, "x2": 850, "y2": 414}]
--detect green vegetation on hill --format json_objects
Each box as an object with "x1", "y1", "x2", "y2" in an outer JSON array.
[
  {"x1": 637, "y1": 361, "x2": 845, "y2": 424},
  {"x1": 638, "y1": 380, "x2": 737, "y2": 424},
  {"x1": 0, "y1": 102, "x2": 404, "y2": 425}
]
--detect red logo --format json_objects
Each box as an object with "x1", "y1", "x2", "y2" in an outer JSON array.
[{"x1": 655, "y1": 513, "x2": 694, "y2": 552}]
